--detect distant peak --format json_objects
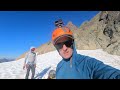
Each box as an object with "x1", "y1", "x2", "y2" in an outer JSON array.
[
  {"x1": 66, "y1": 21, "x2": 78, "y2": 31},
  {"x1": 67, "y1": 21, "x2": 73, "y2": 25}
]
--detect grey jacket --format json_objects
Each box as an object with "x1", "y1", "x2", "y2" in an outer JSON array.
[{"x1": 24, "y1": 51, "x2": 36, "y2": 65}]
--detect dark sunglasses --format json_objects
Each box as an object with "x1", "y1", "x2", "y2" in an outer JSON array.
[{"x1": 54, "y1": 39, "x2": 74, "y2": 50}]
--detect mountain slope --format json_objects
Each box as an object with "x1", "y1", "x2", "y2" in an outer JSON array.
[{"x1": 17, "y1": 11, "x2": 120, "y2": 60}]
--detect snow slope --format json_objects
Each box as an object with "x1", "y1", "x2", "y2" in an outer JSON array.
[{"x1": 0, "y1": 49, "x2": 120, "y2": 79}]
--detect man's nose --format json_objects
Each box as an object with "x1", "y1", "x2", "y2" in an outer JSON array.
[{"x1": 62, "y1": 44, "x2": 67, "y2": 50}]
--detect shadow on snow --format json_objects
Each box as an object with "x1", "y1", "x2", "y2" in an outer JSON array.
[{"x1": 34, "y1": 66, "x2": 51, "y2": 79}]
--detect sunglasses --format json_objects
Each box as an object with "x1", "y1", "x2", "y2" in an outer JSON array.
[{"x1": 54, "y1": 39, "x2": 74, "y2": 50}]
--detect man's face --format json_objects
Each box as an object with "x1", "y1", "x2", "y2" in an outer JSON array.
[
  {"x1": 31, "y1": 48, "x2": 35, "y2": 52},
  {"x1": 54, "y1": 36, "x2": 73, "y2": 59}
]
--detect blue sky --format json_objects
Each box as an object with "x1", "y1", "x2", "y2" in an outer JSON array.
[{"x1": 0, "y1": 11, "x2": 99, "y2": 59}]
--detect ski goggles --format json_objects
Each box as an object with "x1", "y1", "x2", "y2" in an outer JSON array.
[{"x1": 54, "y1": 39, "x2": 74, "y2": 50}]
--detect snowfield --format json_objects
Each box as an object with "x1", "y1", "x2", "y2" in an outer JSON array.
[{"x1": 0, "y1": 49, "x2": 120, "y2": 79}]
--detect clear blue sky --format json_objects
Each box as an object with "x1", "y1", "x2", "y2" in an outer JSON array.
[{"x1": 0, "y1": 11, "x2": 99, "y2": 59}]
